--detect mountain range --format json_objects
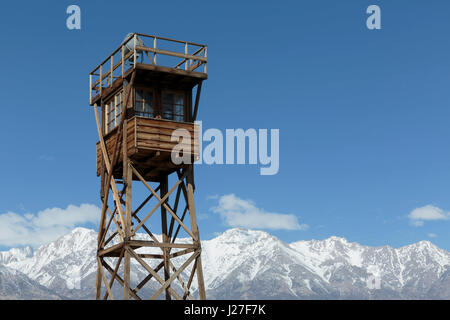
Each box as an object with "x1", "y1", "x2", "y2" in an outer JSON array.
[{"x1": 0, "y1": 227, "x2": 448, "y2": 299}]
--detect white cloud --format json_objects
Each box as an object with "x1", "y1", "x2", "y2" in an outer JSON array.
[
  {"x1": 427, "y1": 233, "x2": 437, "y2": 238},
  {"x1": 408, "y1": 205, "x2": 450, "y2": 227},
  {"x1": 211, "y1": 194, "x2": 308, "y2": 231},
  {"x1": 0, "y1": 204, "x2": 100, "y2": 247}
]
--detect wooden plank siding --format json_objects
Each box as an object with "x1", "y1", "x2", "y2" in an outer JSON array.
[{"x1": 96, "y1": 117, "x2": 199, "y2": 178}]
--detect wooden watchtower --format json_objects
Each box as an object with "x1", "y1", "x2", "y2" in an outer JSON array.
[{"x1": 89, "y1": 33, "x2": 207, "y2": 300}]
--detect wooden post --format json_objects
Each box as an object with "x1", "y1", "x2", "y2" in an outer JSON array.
[
  {"x1": 160, "y1": 176, "x2": 171, "y2": 300},
  {"x1": 154, "y1": 37, "x2": 157, "y2": 65},
  {"x1": 122, "y1": 119, "x2": 131, "y2": 299},
  {"x1": 121, "y1": 45, "x2": 124, "y2": 77},
  {"x1": 89, "y1": 74, "x2": 92, "y2": 105},
  {"x1": 204, "y1": 47, "x2": 207, "y2": 74},
  {"x1": 186, "y1": 165, "x2": 206, "y2": 300},
  {"x1": 110, "y1": 56, "x2": 113, "y2": 87},
  {"x1": 185, "y1": 42, "x2": 188, "y2": 71},
  {"x1": 99, "y1": 65, "x2": 103, "y2": 96},
  {"x1": 133, "y1": 34, "x2": 137, "y2": 67},
  {"x1": 100, "y1": 101, "x2": 106, "y2": 200},
  {"x1": 192, "y1": 81, "x2": 202, "y2": 121},
  {"x1": 95, "y1": 261, "x2": 102, "y2": 300}
]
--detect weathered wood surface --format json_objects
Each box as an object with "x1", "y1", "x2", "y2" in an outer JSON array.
[{"x1": 96, "y1": 117, "x2": 199, "y2": 176}]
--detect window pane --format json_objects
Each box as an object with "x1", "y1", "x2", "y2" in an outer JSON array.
[
  {"x1": 135, "y1": 89, "x2": 153, "y2": 118},
  {"x1": 163, "y1": 93, "x2": 173, "y2": 104},
  {"x1": 144, "y1": 101, "x2": 153, "y2": 116},
  {"x1": 174, "y1": 104, "x2": 183, "y2": 115},
  {"x1": 116, "y1": 101, "x2": 121, "y2": 115},
  {"x1": 144, "y1": 91, "x2": 153, "y2": 103},
  {"x1": 136, "y1": 89, "x2": 143, "y2": 101},
  {"x1": 174, "y1": 95, "x2": 183, "y2": 106},
  {"x1": 162, "y1": 92, "x2": 184, "y2": 121},
  {"x1": 163, "y1": 103, "x2": 173, "y2": 120}
]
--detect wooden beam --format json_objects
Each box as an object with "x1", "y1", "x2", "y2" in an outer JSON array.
[
  {"x1": 186, "y1": 165, "x2": 206, "y2": 299},
  {"x1": 133, "y1": 262, "x2": 164, "y2": 294},
  {"x1": 192, "y1": 81, "x2": 202, "y2": 121},
  {"x1": 183, "y1": 257, "x2": 199, "y2": 300},
  {"x1": 102, "y1": 260, "x2": 142, "y2": 300},
  {"x1": 98, "y1": 243, "x2": 123, "y2": 257},
  {"x1": 131, "y1": 185, "x2": 161, "y2": 218},
  {"x1": 170, "y1": 205, "x2": 188, "y2": 246},
  {"x1": 169, "y1": 260, "x2": 194, "y2": 300},
  {"x1": 123, "y1": 125, "x2": 132, "y2": 299},
  {"x1": 160, "y1": 176, "x2": 171, "y2": 300},
  {"x1": 169, "y1": 247, "x2": 195, "y2": 259},
  {"x1": 127, "y1": 248, "x2": 183, "y2": 300},
  {"x1": 128, "y1": 240, "x2": 196, "y2": 249},
  {"x1": 136, "y1": 46, "x2": 207, "y2": 62},
  {"x1": 98, "y1": 257, "x2": 114, "y2": 300},
  {"x1": 135, "y1": 63, "x2": 207, "y2": 79},
  {"x1": 131, "y1": 165, "x2": 195, "y2": 239},
  {"x1": 130, "y1": 165, "x2": 187, "y2": 236},
  {"x1": 94, "y1": 266, "x2": 102, "y2": 300},
  {"x1": 167, "y1": 184, "x2": 182, "y2": 240},
  {"x1": 149, "y1": 251, "x2": 200, "y2": 300},
  {"x1": 103, "y1": 249, "x2": 124, "y2": 300},
  {"x1": 106, "y1": 207, "x2": 124, "y2": 240}
]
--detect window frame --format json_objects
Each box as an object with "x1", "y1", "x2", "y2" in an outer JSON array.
[
  {"x1": 162, "y1": 89, "x2": 186, "y2": 122},
  {"x1": 134, "y1": 87, "x2": 155, "y2": 119},
  {"x1": 104, "y1": 89, "x2": 124, "y2": 134}
]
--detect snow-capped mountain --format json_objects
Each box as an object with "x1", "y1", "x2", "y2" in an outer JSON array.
[
  {"x1": 202, "y1": 230, "x2": 450, "y2": 299},
  {"x1": 0, "y1": 264, "x2": 62, "y2": 300},
  {"x1": 0, "y1": 227, "x2": 449, "y2": 299},
  {"x1": 0, "y1": 247, "x2": 33, "y2": 265}
]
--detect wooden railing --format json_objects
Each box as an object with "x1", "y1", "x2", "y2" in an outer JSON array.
[{"x1": 89, "y1": 33, "x2": 207, "y2": 105}]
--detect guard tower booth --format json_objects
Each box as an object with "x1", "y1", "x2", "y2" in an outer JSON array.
[{"x1": 89, "y1": 33, "x2": 207, "y2": 300}]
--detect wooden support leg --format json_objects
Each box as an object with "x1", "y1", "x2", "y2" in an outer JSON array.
[
  {"x1": 95, "y1": 265, "x2": 102, "y2": 300},
  {"x1": 186, "y1": 165, "x2": 206, "y2": 299},
  {"x1": 160, "y1": 176, "x2": 171, "y2": 300},
  {"x1": 123, "y1": 120, "x2": 133, "y2": 300}
]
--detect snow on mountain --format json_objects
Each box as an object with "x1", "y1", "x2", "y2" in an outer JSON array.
[
  {"x1": 0, "y1": 227, "x2": 449, "y2": 299},
  {"x1": 201, "y1": 228, "x2": 331, "y2": 299},
  {"x1": 0, "y1": 246, "x2": 33, "y2": 265},
  {"x1": 0, "y1": 264, "x2": 62, "y2": 300},
  {"x1": 3, "y1": 227, "x2": 99, "y2": 299},
  {"x1": 290, "y1": 236, "x2": 450, "y2": 298}
]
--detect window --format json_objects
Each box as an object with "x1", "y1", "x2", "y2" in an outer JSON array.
[
  {"x1": 163, "y1": 92, "x2": 184, "y2": 122},
  {"x1": 105, "y1": 91, "x2": 123, "y2": 133},
  {"x1": 135, "y1": 89, "x2": 154, "y2": 118}
]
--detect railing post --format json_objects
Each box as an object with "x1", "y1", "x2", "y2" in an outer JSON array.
[
  {"x1": 121, "y1": 45, "x2": 124, "y2": 78},
  {"x1": 133, "y1": 34, "x2": 137, "y2": 68},
  {"x1": 100, "y1": 65, "x2": 103, "y2": 96},
  {"x1": 110, "y1": 56, "x2": 113, "y2": 87},
  {"x1": 89, "y1": 74, "x2": 92, "y2": 105},
  {"x1": 154, "y1": 36, "x2": 157, "y2": 65},
  {"x1": 204, "y1": 47, "x2": 207, "y2": 74},
  {"x1": 185, "y1": 42, "x2": 188, "y2": 71}
]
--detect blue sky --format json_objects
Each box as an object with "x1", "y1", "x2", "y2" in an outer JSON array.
[{"x1": 0, "y1": 0, "x2": 449, "y2": 250}]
